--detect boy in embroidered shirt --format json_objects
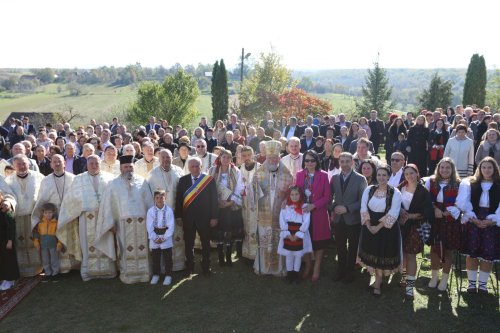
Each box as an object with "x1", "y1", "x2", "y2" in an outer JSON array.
[
  {"x1": 147, "y1": 190, "x2": 175, "y2": 286},
  {"x1": 33, "y1": 203, "x2": 62, "y2": 282}
]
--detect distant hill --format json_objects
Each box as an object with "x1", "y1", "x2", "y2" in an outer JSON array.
[{"x1": 293, "y1": 68, "x2": 497, "y2": 111}]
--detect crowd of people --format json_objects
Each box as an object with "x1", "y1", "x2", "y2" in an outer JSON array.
[{"x1": 0, "y1": 106, "x2": 499, "y2": 302}]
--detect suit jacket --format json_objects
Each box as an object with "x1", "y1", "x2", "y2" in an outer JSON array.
[
  {"x1": 349, "y1": 138, "x2": 375, "y2": 154},
  {"x1": 283, "y1": 125, "x2": 303, "y2": 139},
  {"x1": 368, "y1": 119, "x2": 385, "y2": 144},
  {"x1": 175, "y1": 173, "x2": 219, "y2": 232},
  {"x1": 73, "y1": 156, "x2": 87, "y2": 175},
  {"x1": 335, "y1": 136, "x2": 352, "y2": 152},
  {"x1": 300, "y1": 138, "x2": 316, "y2": 153},
  {"x1": 330, "y1": 171, "x2": 368, "y2": 225},
  {"x1": 145, "y1": 123, "x2": 161, "y2": 133},
  {"x1": 23, "y1": 124, "x2": 36, "y2": 136},
  {"x1": 302, "y1": 124, "x2": 319, "y2": 137},
  {"x1": 296, "y1": 169, "x2": 331, "y2": 241}
]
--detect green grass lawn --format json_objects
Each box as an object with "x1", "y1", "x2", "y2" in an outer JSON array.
[
  {"x1": 0, "y1": 84, "x2": 214, "y2": 130},
  {"x1": 1, "y1": 247, "x2": 498, "y2": 332}
]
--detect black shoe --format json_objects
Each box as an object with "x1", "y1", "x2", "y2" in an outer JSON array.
[
  {"x1": 42, "y1": 275, "x2": 51, "y2": 283},
  {"x1": 235, "y1": 241, "x2": 243, "y2": 258},
  {"x1": 225, "y1": 250, "x2": 233, "y2": 267},
  {"x1": 294, "y1": 272, "x2": 301, "y2": 284},
  {"x1": 343, "y1": 271, "x2": 355, "y2": 284},
  {"x1": 332, "y1": 271, "x2": 345, "y2": 282},
  {"x1": 286, "y1": 271, "x2": 293, "y2": 283},
  {"x1": 51, "y1": 274, "x2": 60, "y2": 283},
  {"x1": 202, "y1": 268, "x2": 212, "y2": 277},
  {"x1": 217, "y1": 245, "x2": 225, "y2": 267},
  {"x1": 185, "y1": 262, "x2": 194, "y2": 275}
]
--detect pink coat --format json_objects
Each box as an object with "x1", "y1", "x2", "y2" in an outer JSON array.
[{"x1": 295, "y1": 169, "x2": 331, "y2": 242}]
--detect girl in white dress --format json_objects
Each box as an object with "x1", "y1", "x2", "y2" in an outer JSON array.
[{"x1": 278, "y1": 186, "x2": 312, "y2": 283}]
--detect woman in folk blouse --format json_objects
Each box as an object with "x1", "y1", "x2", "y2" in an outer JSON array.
[
  {"x1": 358, "y1": 165, "x2": 402, "y2": 296},
  {"x1": 398, "y1": 164, "x2": 435, "y2": 301},
  {"x1": 456, "y1": 157, "x2": 500, "y2": 294},
  {"x1": 424, "y1": 158, "x2": 462, "y2": 291}
]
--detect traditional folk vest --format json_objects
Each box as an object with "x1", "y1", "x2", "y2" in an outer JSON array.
[
  {"x1": 368, "y1": 185, "x2": 394, "y2": 215},
  {"x1": 283, "y1": 222, "x2": 303, "y2": 251},
  {"x1": 470, "y1": 181, "x2": 500, "y2": 215},
  {"x1": 429, "y1": 178, "x2": 459, "y2": 222}
]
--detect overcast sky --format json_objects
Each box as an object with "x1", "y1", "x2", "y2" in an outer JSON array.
[{"x1": 2, "y1": 0, "x2": 498, "y2": 70}]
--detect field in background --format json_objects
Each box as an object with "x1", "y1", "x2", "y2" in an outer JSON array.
[{"x1": 0, "y1": 84, "x2": 359, "y2": 129}]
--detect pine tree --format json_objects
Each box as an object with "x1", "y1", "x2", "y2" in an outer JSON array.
[
  {"x1": 211, "y1": 60, "x2": 219, "y2": 122},
  {"x1": 418, "y1": 73, "x2": 453, "y2": 111},
  {"x1": 356, "y1": 60, "x2": 394, "y2": 119},
  {"x1": 463, "y1": 54, "x2": 487, "y2": 107},
  {"x1": 211, "y1": 59, "x2": 229, "y2": 123}
]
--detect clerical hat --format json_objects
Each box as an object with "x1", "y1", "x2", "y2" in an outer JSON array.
[{"x1": 119, "y1": 155, "x2": 134, "y2": 165}]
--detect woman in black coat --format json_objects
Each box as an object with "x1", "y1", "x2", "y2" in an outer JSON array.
[
  {"x1": 428, "y1": 118, "x2": 449, "y2": 174},
  {"x1": 407, "y1": 115, "x2": 430, "y2": 176}
]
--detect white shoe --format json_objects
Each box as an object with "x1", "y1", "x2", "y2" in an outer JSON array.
[
  {"x1": 163, "y1": 276, "x2": 172, "y2": 286},
  {"x1": 437, "y1": 274, "x2": 449, "y2": 291},
  {"x1": 1, "y1": 280, "x2": 14, "y2": 291},
  {"x1": 428, "y1": 276, "x2": 439, "y2": 288},
  {"x1": 150, "y1": 275, "x2": 160, "y2": 285},
  {"x1": 0, "y1": 280, "x2": 7, "y2": 291}
]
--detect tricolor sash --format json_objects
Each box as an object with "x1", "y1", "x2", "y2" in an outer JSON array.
[{"x1": 183, "y1": 174, "x2": 213, "y2": 209}]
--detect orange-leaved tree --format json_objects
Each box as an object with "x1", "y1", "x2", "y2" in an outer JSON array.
[{"x1": 277, "y1": 88, "x2": 332, "y2": 120}]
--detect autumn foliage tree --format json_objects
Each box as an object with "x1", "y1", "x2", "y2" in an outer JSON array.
[{"x1": 276, "y1": 88, "x2": 332, "y2": 119}]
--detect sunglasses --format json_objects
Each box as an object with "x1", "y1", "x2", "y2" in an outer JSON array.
[
  {"x1": 304, "y1": 159, "x2": 316, "y2": 163},
  {"x1": 196, "y1": 145, "x2": 206, "y2": 148}
]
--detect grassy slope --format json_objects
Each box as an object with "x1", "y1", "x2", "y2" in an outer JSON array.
[
  {"x1": 0, "y1": 85, "x2": 358, "y2": 130},
  {"x1": 0, "y1": 84, "x2": 214, "y2": 129},
  {"x1": 1, "y1": 248, "x2": 498, "y2": 332}
]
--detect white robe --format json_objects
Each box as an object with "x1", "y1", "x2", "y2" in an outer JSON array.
[
  {"x1": 240, "y1": 163, "x2": 262, "y2": 260},
  {"x1": 58, "y1": 172, "x2": 117, "y2": 281},
  {"x1": 32, "y1": 172, "x2": 80, "y2": 273},
  {"x1": 101, "y1": 160, "x2": 120, "y2": 176},
  {"x1": 95, "y1": 174, "x2": 153, "y2": 284},
  {"x1": 281, "y1": 153, "x2": 303, "y2": 182},
  {"x1": 146, "y1": 165, "x2": 185, "y2": 271},
  {"x1": 135, "y1": 157, "x2": 160, "y2": 179},
  {"x1": 6, "y1": 171, "x2": 44, "y2": 277}
]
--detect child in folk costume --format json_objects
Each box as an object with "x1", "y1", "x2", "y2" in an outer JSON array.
[
  {"x1": 147, "y1": 190, "x2": 175, "y2": 286},
  {"x1": 278, "y1": 186, "x2": 312, "y2": 283},
  {"x1": 33, "y1": 203, "x2": 62, "y2": 282},
  {"x1": 0, "y1": 192, "x2": 20, "y2": 291},
  {"x1": 456, "y1": 157, "x2": 500, "y2": 294}
]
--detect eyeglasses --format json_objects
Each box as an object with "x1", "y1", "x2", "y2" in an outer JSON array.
[
  {"x1": 196, "y1": 145, "x2": 206, "y2": 148},
  {"x1": 391, "y1": 159, "x2": 403, "y2": 162},
  {"x1": 304, "y1": 159, "x2": 316, "y2": 163},
  {"x1": 77, "y1": 132, "x2": 83, "y2": 135}
]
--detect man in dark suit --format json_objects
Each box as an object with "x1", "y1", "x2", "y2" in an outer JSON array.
[
  {"x1": 22, "y1": 116, "x2": 36, "y2": 136},
  {"x1": 304, "y1": 115, "x2": 319, "y2": 137},
  {"x1": 300, "y1": 127, "x2": 316, "y2": 153},
  {"x1": 335, "y1": 114, "x2": 351, "y2": 133},
  {"x1": 145, "y1": 116, "x2": 161, "y2": 133},
  {"x1": 368, "y1": 110, "x2": 385, "y2": 154},
  {"x1": 175, "y1": 157, "x2": 218, "y2": 275},
  {"x1": 110, "y1": 117, "x2": 120, "y2": 135},
  {"x1": 330, "y1": 152, "x2": 368, "y2": 282},
  {"x1": 226, "y1": 114, "x2": 239, "y2": 132}
]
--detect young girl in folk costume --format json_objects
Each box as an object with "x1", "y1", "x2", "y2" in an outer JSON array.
[
  {"x1": 425, "y1": 158, "x2": 462, "y2": 291},
  {"x1": 456, "y1": 157, "x2": 500, "y2": 294},
  {"x1": 209, "y1": 149, "x2": 244, "y2": 266},
  {"x1": 0, "y1": 192, "x2": 20, "y2": 290},
  {"x1": 278, "y1": 186, "x2": 312, "y2": 283},
  {"x1": 33, "y1": 203, "x2": 63, "y2": 282},
  {"x1": 147, "y1": 190, "x2": 174, "y2": 286}
]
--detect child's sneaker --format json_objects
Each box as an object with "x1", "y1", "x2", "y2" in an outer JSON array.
[
  {"x1": 150, "y1": 275, "x2": 160, "y2": 285},
  {"x1": 163, "y1": 276, "x2": 172, "y2": 286}
]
